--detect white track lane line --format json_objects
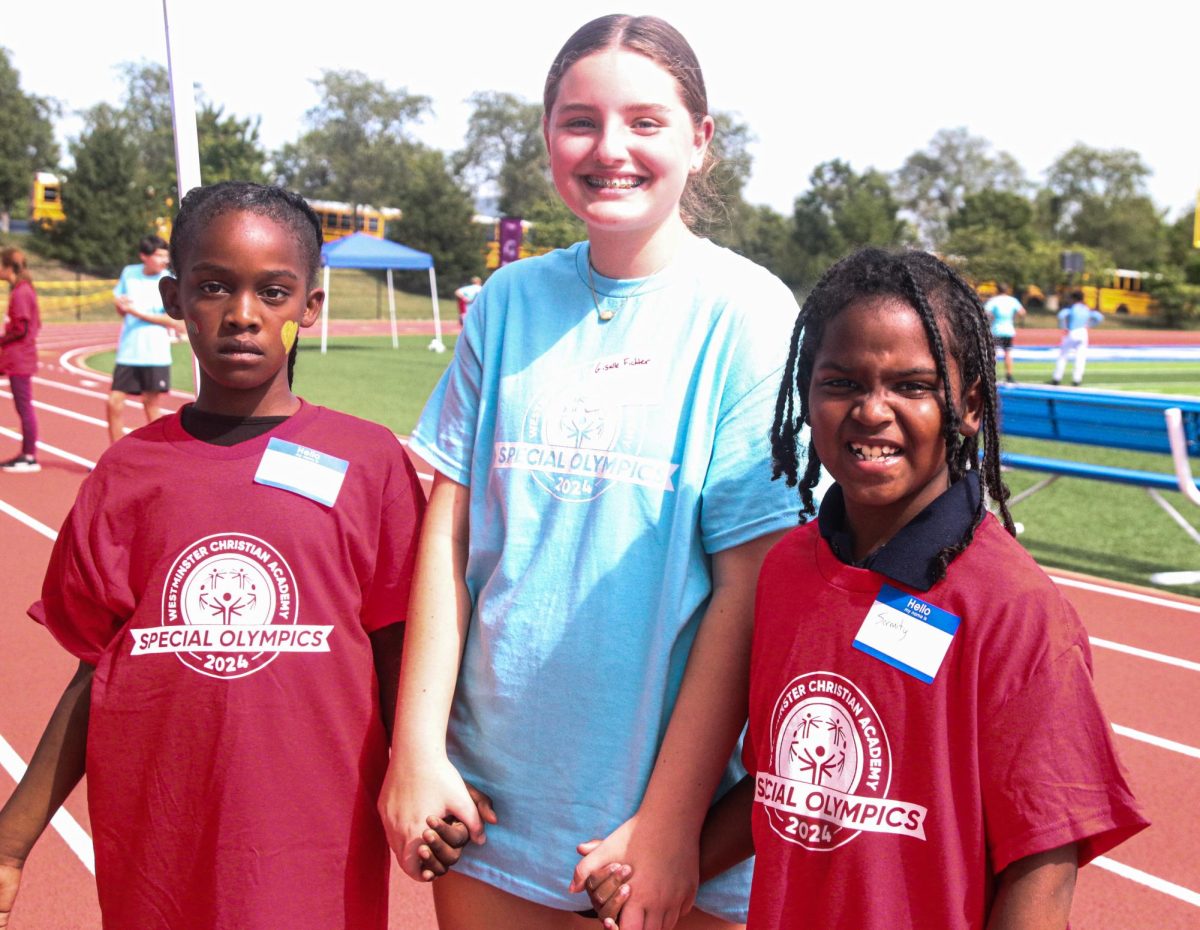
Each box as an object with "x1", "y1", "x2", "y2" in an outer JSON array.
[
  {"x1": 0, "y1": 391, "x2": 116, "y2": 431},
  {"x1": 59, "y1": 345, "x2": 194, "y2": 400},
  {"x1": 0, "y1": 427, "x2": 96, "y2": 470},
  {"x1": 1093, "y1": 856, "x2": 1200, "y2": 908},
  {"x1": 0, "y1": 499, "x2": 57, "y2": 540},
  {"x1": 1112, "y1": 723, "x2": 1200, "y2": 760},
  {"x1": 1052, "y1": 575, "x2": 1200, "y2": 615},
  {"x1": 29, "y1": 375, "x2": 179, "y2": 413},
  {"x1": 1091, "y1": 636, "x2": 1200, "y2": 673},
  {"x1": 0, "y1": 735, "x2": 95, "y2": 874}
]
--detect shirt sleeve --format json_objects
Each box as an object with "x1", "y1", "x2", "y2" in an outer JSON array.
[
  {"x1": 28, "y1": 477, "x2": 134, "y2": 666},
  {"x1": 980, "y1": 642, "x2": 1149, "y2": 872},
  {"x1": 359, "y1": 442, "x2": 427, "y2": 633},
  {"x1": 699, "y1": 278, "x2": 803, "y2": 554},
  {"x1": 407, "y1": 286, "x2": 488, "y2": 486},
  {"x1": 113, "y1": 267, "x2": 128, "y2": 298}
]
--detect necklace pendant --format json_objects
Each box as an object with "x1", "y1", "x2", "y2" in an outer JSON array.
[{"x1": 598, "y1": 308, "x2": 615, "y2": 321}]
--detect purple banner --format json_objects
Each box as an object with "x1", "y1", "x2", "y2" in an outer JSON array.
[{"x1": 499, "y1": 217, "x2": 524, "y2": 267}]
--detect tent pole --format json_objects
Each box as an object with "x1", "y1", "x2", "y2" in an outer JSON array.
[
  {"x1": 321, "y1": 265, "x2": 330, "y2": 354},
  {"x1": 428, "y1": 266, "x2": 445, "y2": 353},
  {"x1": 387, "y1": 269, "x2": 398, "y2": 349}
]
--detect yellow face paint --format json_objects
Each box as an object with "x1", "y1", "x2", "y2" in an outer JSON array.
[{"x1": 281, "y1": 320, "x2": 298, "y2": 353}]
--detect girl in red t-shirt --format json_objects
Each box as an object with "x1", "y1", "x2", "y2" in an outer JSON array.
[{"x1": 0, "y1": 247, "x2": 41, "y2": 472}]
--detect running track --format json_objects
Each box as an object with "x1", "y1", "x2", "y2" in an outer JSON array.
[{"x1": 1, "y1": 324, "x2": 1199, "y2": 928}]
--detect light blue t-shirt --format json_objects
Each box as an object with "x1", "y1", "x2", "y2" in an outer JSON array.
[
  {"x1": 1058, "y1": 301, "x2": 1103, "y2": 331},
  {"x1": 410, "y1": 237, "x2": 803, "y2": 919},
  {"x1": 113, "y1": 263, "x2": 172, "y2": 366},
  {"x1": 984, "y1": 294, "x2": 1022, "y2": 338}
]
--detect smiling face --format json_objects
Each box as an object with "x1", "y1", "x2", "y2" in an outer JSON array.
[
  {"x1": 543, "y1": 47, "x2": 713, "y2": 268},
  {"x1": 160, "y1": 210, "x2": 323, "y2": 418},
  {"x1": 808, "y1": 296, "x2": 982, "y2": 559}
]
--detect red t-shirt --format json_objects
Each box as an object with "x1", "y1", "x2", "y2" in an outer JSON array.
[
  {"x1": 31, "y1": 402, "x2": 424, "y2": 930},
  {"x1": 1, "y1": 280, "x2": 40, "y2": 376},
  {"x1": 744, "y1": 516, "x2": 1148, "y2": 930}
]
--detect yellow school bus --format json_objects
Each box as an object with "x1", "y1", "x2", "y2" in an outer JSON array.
[
  {"x1": 1076, "y1": 269, "x2": 1154, "y2": 317},
  {"x1": 307, "y1": 200, "x2": 402, "y2": 243},
  {"x1": 474, "y1": 215, "x2": 552, "y2": 269},
  {"x1": 31, "y1": 172, "x2": 65, "y2": 226}
]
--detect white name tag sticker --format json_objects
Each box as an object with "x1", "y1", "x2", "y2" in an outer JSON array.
[
  {"x1": 853, "y1": 584, "x2": 960, "y2": 684},
  {"x1": 253, "y1": 438, "x2": 348, "y2": 507}
]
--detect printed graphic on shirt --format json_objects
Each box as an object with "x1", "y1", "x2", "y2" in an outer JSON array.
[
  {"x1": 756, "y1": 672, "x2": 927, "y2": 850},
  {"x1": 131, "y1": 533, "x2": 333, "y2": 680},
  {"x1": 493, "y1": 353, "x2": 679, "y2": 503}
]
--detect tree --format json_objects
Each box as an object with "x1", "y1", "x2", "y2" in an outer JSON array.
[
  {"x1": 455, "y1": 91, "x2": 553, "y2": 218},
  {"x1": 0, "y1": 47, "x2": 59, "y2": 230},
  {"x1": 197, "y1": 105, "x2": 268, "y2": 185},
  {"x1": 378, "y1": 141, "x2": 483, "y2": 288},
  {"x1": 43, "y1": 105, "x2": 146, "y2": 274},
  {"x1": 275, "y1": 70, "x2": 430, "y2": 213},
  {"x1": 1043, "y1": 144, "x2": 1167, "y2": 268},
  {"x1": 894, "y1": 128, "x2": 1026, "y2": 248},
  {"x1": 792, "y1": 159, "x2": 911, "y2": 287},
  {"x1": 113, "y1": 61, "x2": 268, "y2": 205}
]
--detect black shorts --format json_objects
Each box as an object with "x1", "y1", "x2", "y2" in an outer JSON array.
[
  {"x1": 112, "y1": 363, "x2": 171, "y2": 395},
  {"x1": 993, "y1": 335, "x2": 1014, "y2": 349}
]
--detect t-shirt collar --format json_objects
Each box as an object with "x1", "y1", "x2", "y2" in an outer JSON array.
[{"x1": 817, "y1": 472, "x2": 981, "y2": 591}]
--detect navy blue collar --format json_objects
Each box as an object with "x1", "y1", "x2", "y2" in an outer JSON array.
[{"x1": 817, "y1": 472, "x2": 981, "y2": 591}]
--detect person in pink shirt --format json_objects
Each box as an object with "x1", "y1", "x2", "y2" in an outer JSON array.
[{"x1": 0, "y1": 247, "x2": 41, "y2": 472}]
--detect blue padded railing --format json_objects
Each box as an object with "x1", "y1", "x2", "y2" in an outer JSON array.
[
  {"x1": 998, "y1": 386, "x2": 1200, "y2": 458},
  {"x1": 996, "y1": 385, "x2": 1200, "y2": 493}
]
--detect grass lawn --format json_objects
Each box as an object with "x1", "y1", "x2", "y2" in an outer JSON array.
[
  {"x1": 87, "y1": 334, "x2": 457, "y2": 435},
  {"x1": 86, "y1": 340, "x2": 1200, "y2": 597}
]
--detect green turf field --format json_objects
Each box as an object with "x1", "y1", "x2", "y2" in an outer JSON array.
[
  {"x1": 87, "y1": 341, "x2": 1200, "y2": 597},
  {"x1": 87, "y1": 334, "x2": 457, "y2": 435}
]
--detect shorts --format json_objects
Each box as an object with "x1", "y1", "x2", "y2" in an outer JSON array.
[
  {"x1": 993, "y1": 335, "x2": 1014, "y2": 349},
  {"x1": 112, "y1": 364, "x2": 171, "y2": 395}
]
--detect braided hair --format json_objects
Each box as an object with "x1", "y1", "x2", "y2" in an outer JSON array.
[
  {"x1": 770, "y1": 247, "x2": 1013, "y2": 582},
  {"x1": 170, "y1": 181, "x2": 323, "y2": 388}
]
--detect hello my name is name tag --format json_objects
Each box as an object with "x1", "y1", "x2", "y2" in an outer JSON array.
[
  {"x1": 853, "y1": 584, "x2": 960, "y2": 684},
  {"x1": 253, "y1": 438, "x2": 348, "y2": 507}
]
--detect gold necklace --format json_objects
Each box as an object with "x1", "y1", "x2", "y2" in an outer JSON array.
[{"x1": 586, "y1": 248, "x2": 656, "y2": 323}]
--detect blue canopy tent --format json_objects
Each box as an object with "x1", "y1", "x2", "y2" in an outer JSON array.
[{"x1": 319, "y1": 233, "x2": 446, "y2": 355}]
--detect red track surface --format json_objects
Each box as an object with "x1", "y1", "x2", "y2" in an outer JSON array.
[{"x1": 1, "y1": 324, "x2": 1198, "y2": 928}]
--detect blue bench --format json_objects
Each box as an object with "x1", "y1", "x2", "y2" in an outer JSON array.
[
  {"x1": 995, "y1": 385, "x2": 1200, "y2": 580},
  {"x1": 997, "y1": 385, "x2": 1200, "y2": 498}
]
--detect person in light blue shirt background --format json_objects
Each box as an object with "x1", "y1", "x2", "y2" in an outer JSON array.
[
  {"x1": 1052, "y1": 289, "x2": 1104, "y2": 386},
  {"x1": 983, "y1": 284, "x2": 1025, "y2": 383},
  {"x1": 108, "y1": 235, "x2": 181, "y2": 443}
]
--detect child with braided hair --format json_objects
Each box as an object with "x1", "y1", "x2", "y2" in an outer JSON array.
[{"x1": 585, "y1": 248, "x2": 1148, "y2": 929}]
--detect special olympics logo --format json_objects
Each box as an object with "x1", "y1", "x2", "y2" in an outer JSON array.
[
  {"x1": 757, "y1": 673, "x2": 926, "y2": 850},
  {"x1": 143, "y1": 533, "x2": 308, "y2": 680}
]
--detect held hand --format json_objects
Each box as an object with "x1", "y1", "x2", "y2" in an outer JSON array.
[
  {"x1": 114, "y1": 296, "x2": 134, "y2": 315},
  {"x1": 0, "y1": 860, "x2": 22, "y2": 930},
  {"x1": 576, "y1": 842, "x2": 633, "y2": 929},
  {"x1": 377, "y1": 754, "x2": 488, "y2": 881},
  {"x1": 571, "y1": 813, "x2": 698, "y2": 930},
  {"x1": 416, "y1": 783, "x2": 498, "y2": 882}
]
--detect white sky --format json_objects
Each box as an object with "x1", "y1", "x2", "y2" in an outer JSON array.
[{"x1": 7, "y1": 0, "x2": 1196, "y2": 221}]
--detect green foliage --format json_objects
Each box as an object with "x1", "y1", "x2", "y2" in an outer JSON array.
[
  {"x1": 523, "y1": 196, "x2": 586, "y2": 251},
  {"x1": 382, "y1": 143, "x2": 483, "y2": 289},
  {"x1": 0, "y1": 47, "x2": 59, "y2": 221},
  {"x1": 197, "y1": 105, "x2": 269, "y2": 185},
  {"x1": 455, "y1": 91, "x2": 553, "y2": 218},
  {"x1": 792, "y1": 159, "x2": 911, "y2": 287},
  {"x1": 1145, "y1": 271, "x2": 1200, "y2": 326},
  {"x1": 894, "y1": 128, "x2": 1026, "y2": 248},
  {"x1": 274, "y1": 69, "x2": 430, "y2": 210},
  {"x1": 39, "y1": 105, "x2": 146, "y2": 274}
]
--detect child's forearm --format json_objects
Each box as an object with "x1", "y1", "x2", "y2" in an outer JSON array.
[
  {"x1": 0, "y1": 661, "x2": 93, "y2": 865},
  {"x1": 698, "y1": 774, "x2": 755, "y2": 883},
  {"x1": 985, "y1": 843, "x2": 1077, "y2": 930}
]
